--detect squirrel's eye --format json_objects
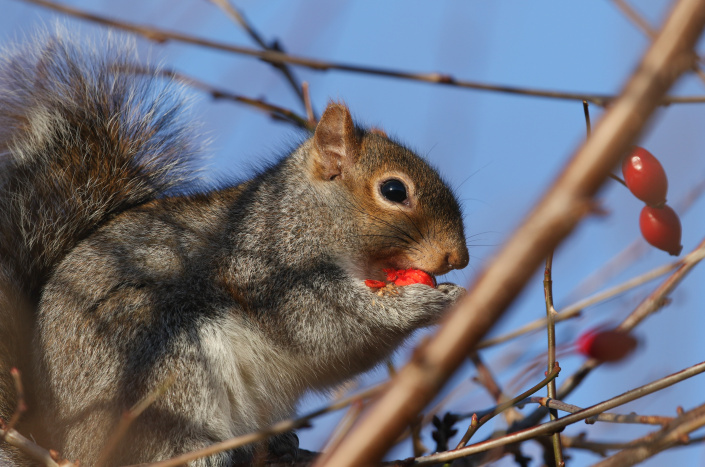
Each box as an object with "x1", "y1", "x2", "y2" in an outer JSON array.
[{"x1": 381, "y1": 179, "x2": 408, "y2": 203}]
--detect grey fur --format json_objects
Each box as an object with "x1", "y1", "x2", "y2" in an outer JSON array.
[{"x1": 0, "y1": 30, "x2": 468, "y2": 466}]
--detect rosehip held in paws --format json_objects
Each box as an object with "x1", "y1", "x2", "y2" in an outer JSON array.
[
  {"x1": 384, "y1": 268, "x2": 436, "y2": 287},
  {"x1": 622, "y1": 147, "x2": 668, "y2": 207},
  {"x1": 639, "y1": 205, "x2": 683, "y2": 256}
]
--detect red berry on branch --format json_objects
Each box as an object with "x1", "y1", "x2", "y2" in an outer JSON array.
[
  {"x1": 577, "y1": 329, "x2": 638, "y2": 362},
  {"x1": 621, "y1": 147, "x2": 668, "y2": 207},
  {"x1": 639, "y1": 205, "x2": 683, "y2": 256}
]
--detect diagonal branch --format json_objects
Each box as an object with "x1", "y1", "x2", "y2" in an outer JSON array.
[{"x1": 313, "y1": 1, "x2": 705, "y2": 465}]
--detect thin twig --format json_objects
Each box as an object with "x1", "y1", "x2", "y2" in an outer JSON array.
[
  {"x1": 206, "y1": 0, "x2": 305, "y2": 105},
  {"x1": 413, "y1": 359, "x2": 705, "y2": 465},
  {"x1": 321, "y1": 400, "x2": 365, "y2": 454},
  {"x1": 134, "y1": 384, "x2": 384, "y2": 467},
  {"x1": 522, "y1": 397, "x2": 674, "y2": 426},
  {"x1": 593, "y1": 402, "x2": 705, "y2": 466},
  {"x1": 613, "y1": 0, "x2": 705, "y2": 84},
  {"x1": 302, "y1": 81, "x2": 316, "y2": 125},
  {"x1": 0, "y1": 369, "x2": 69, "y2": 467},
  {"x1": 97, "y1": 375, "x2": 176, "y2": 467},
  {"x1": 470, "y1": 352, "x2": 504, "y2": 403},
  {"x1": 582, "y1": 100, "x2": 592, "y2": 138},
  {"x1": 563, "y1": 432, "x2": 705, "y2": 457},
  {"x1": 454, "y1": 363, "x2": 560, "y2": 449},
  {"x1": 1, "y1": 368, "x2": 26, "y2": 437},
  {"x1": 543, "y1": 253, "x2": 564, "y2": 465},
  {"x1": 19, "y1": 0, "x2": 705, "y2": 106},
  {"x1": 154, "y1": 68, "x2": 315, "y2": 130},
  {"x1": 0, "y1": 427, "x2": 64, "y2": 467}
]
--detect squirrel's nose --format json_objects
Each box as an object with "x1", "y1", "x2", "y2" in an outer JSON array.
[{"x1": 446, "y1": 246, "x2": 469, "y2": 271}]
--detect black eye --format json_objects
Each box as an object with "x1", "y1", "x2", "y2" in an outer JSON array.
[{"x1": 381, "y1": 179, "x2": 408, "y2": 203}]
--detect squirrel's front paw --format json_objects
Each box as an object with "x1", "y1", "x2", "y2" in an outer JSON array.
[{"x1": 436, "y1": 283, "x2": 466, "y2": 304}]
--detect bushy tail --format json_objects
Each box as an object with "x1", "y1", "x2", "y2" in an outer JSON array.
[
  {"x1": 0, "y1": 29, "x2": 202, "y2": 298},
  {"x1": 0, "y1": 30, "x2": 203, "y2": 450}
]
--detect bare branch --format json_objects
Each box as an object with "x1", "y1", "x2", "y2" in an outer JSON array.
[
  {"x1": 205, "y1": 0, "x2": 306, "y2": 105},
  {"x1": 135, "y1": 385, "x2": 383, "y2": 467},
  {"x1": 414, "y1": 359, "x2": 705, "y2": 465},
  {"x1": 19, "y1": 0, "x2": 705, "y2": 105},
  {"x1": 455, "y1": 363, "x2": 560, "y2": 449},
  {"x1": 523, "y1": 397, "x2": 675, "y2": 426},
  {"x1": 594, "y1": 402, "x2": 705, "y2": 466}
]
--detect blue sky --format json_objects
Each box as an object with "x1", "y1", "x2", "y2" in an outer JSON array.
[{"x1": 2, "y1": 1, "x2": 705, "y2": 465}]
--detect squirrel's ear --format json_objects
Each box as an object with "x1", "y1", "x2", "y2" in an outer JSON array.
[{"x1": 313, "y1": 102, "x2": 359, "y2": 180}]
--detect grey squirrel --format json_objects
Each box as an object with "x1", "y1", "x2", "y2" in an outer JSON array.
[{"x1": 0, "y1": 30, "x2": 468, "y2": 466}]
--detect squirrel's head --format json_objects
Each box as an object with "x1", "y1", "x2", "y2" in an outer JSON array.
[{"x1": 309, "y1": 102, "x2": 469, "y2": 281}]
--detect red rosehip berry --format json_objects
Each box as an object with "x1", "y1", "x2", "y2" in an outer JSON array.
[
  {"x1": 577, "y1": 329, "x2": 638, "y2": 362},
  {"x1": 639, "y1": 205, "x2": 683, "y2": 256},
  {"x1": 364, "y1": 279, "x2": 387, "y2": 289},
  {"x1": 622, "y1": 147, "x2": 668, "y2": 207},
  {"x1": 383, "y1": 268, "x2": 436, "y2": 288}
]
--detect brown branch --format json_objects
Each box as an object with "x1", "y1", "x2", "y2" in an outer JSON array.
[
  {"x1": 19, "y1": 0, "x2": 705, "y2": 106},
  {"x1": 542, "y1": 253, "x2": 564, "y2": 465},
  {"x1": 154, "y1": 69, "x2": 315, "y2": 131},
  {"x1": 314, "y1": 1, "x2": 705, "y2": 465},
  {"x1": 0, "y1": 369, "x2": 26, "y2": 436},
  {"x1": 470, "y1": 353, "x2": 504, "y2": 403},
  {"x1": 613, "y1": 0, "x2": 705, "y2": 84},
  {"x1": 205, "y1": 0, "x2": 305, "y2": 105},
  {"x1": 0, "y1": 428, "x2": 65, "y2": 467},
  {"x1": 413, "y1": 359, "x2": 705, "y2": 465},
  {"x1": 302, "y1": 82, "x2": 316, "y2": 126},
  {"x1": 135, "y1": 384, "x2": 384, "y2": 467},
  {"x1": 593, "y1": 402, "x2": 705, "y2": 466},
  {"x1": 563, "y1": 432, "x2": 705, "y2": 457},
  {"x1": 97, "y1": 376, "x2": 175, "y2": 467},
  {"x1": 0, "y1": 369, "x2": 72, "y2": 467},
  {"x1": 524, "y1": 397, "x2": 674, "y2": 426},
  {"x1": 455, "y1": 363, "x2": 560, "y2": 449}
]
